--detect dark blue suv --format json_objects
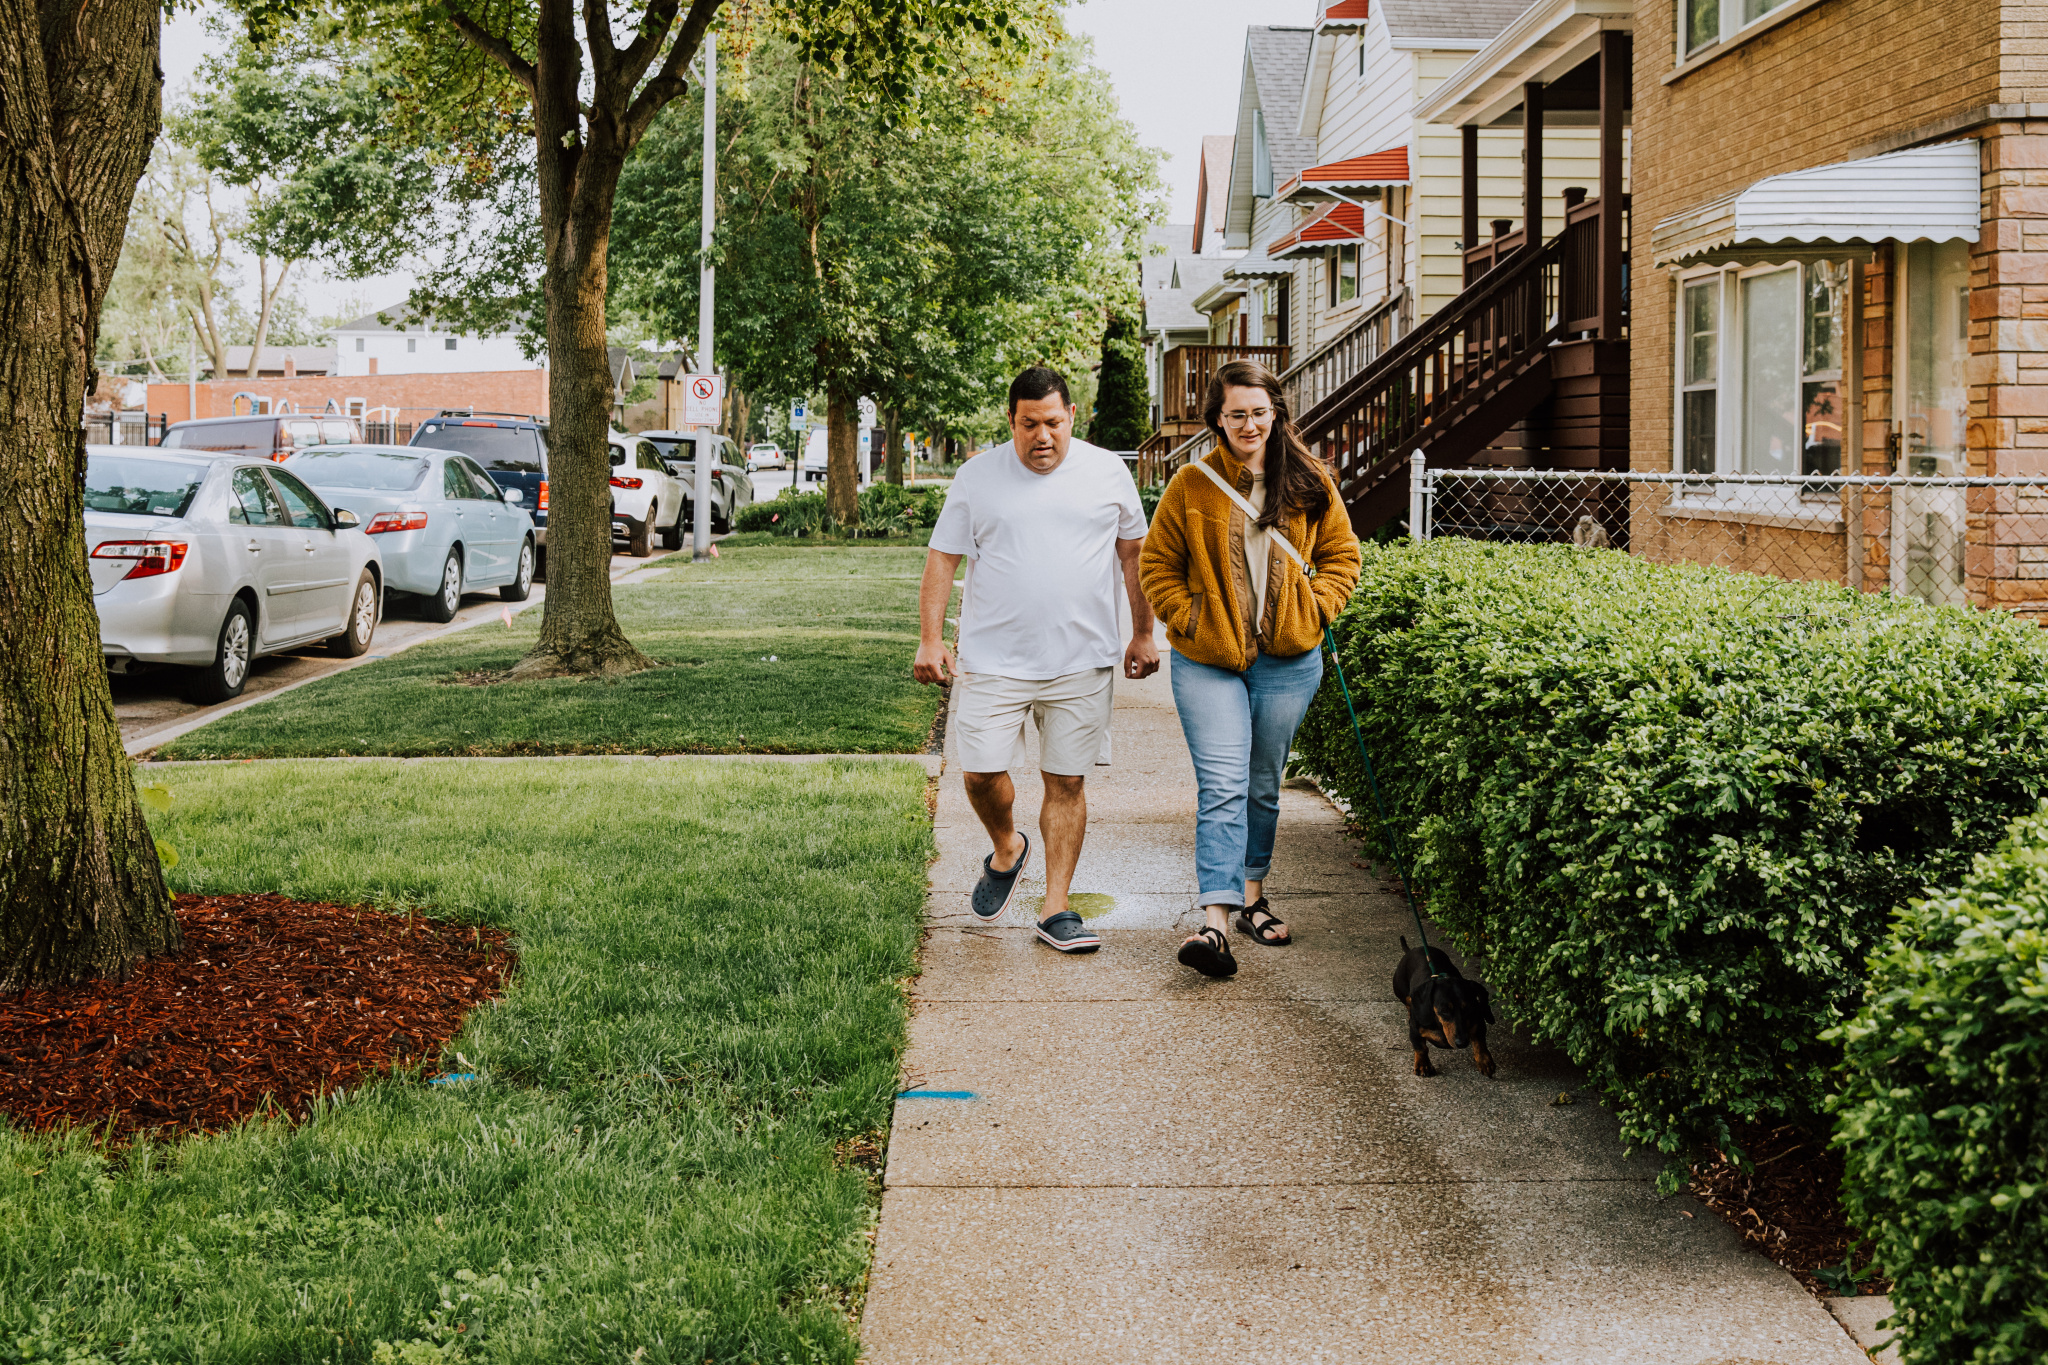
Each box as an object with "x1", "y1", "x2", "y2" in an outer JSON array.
[{"x1": 410, "y1": 411, "x2": 551, "y2": 546}]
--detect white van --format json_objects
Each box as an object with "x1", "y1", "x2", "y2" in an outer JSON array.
[{"x1": 801, "y1": 428, "x2": 828, "y2": 483}]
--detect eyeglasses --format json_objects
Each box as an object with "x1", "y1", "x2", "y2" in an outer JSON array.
[{"x1": 1220, "y1": 408, "x2": 1274, "y2": 427}]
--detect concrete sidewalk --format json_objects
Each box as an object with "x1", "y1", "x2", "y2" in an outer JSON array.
[{"x1": 859, "y1": 650, "x2": 1867, "y2": 1364}]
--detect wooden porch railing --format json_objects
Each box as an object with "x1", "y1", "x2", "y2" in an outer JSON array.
[
  {"x1": 1465, "y1": 189, "x2": 1630, "y2": 331},
  {"x1": 1279, "y1": 287, "x2": 1410, "y2": 419},
  {"x1": 1134, "y1": 427, "x2": 1216, "y2": 489},
  {"x1": 1161, "y1": 344, "x2": 1290, "y2": 424},
  {"x1": 1300, "y1": 230, "x2": 1570, "y2": 533}
]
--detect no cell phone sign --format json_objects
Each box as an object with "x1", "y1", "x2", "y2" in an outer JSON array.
[{"x1": 683, "y1": 374, "x2": 723, "y2": 426}]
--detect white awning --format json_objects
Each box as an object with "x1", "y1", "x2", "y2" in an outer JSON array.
[{"x1": 1652, "y1": 140, "x2": 1981, "y2": 266}]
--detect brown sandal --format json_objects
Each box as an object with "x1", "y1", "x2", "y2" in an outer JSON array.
[{"x1": 1237, "y1": 898, "x2": 1291, "y2": 946}]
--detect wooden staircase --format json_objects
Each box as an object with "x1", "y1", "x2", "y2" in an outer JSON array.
[{"x1": 1294, "y1": 196, "x2": 1628, "y2": 535}]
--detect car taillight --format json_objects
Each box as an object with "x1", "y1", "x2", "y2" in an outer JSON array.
[
  {"x1": 610, "y1": 476, "x2": 643, "y2": 489},
  {"x1": 364, "y1": 511, "x2": 429, "y2": 534},
  {"x1": 91, "y1": 540, "x2": 188, "y2": 579},
  {"x1": 538, "y1": 480, "x2": 548, "y2": 510},
  {"x1": 271, "y1": 449, "x2": 291, "y2": 463}
]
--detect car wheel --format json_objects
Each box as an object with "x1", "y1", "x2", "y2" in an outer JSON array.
[
  {"x1": 329, "y1": 571, "x2": 379, "y2": 656},
  {"x1": 658, "y1": 505, "x2": 682, "y2": 551},
  {"x1": 501, "y1": 538, "x2": 535, "y2": 602},
  {"x1": 186, "y1": 599, "x2": 255, "y2": 704},
  {"x1": 423, "y1": 548, "x2": 463, "y2": 622},
  {"x1": 711, "y1": 496, "x2": 731, "y2": 534},
  {"x1": 629, "y1": 512, "x2": 654, "y2": 558}
]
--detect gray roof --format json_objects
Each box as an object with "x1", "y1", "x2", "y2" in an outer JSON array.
[
  {"x1": 215, "y1": 344, "x2": 334, "y2": 375},
  {"x1": 334, "y1": 304, "x2": 437, "y2": 333},
  {"x1": 1377, "y1": 0, "x2": 1537, "y2": 45},
  {"x1": 1227, "y1": 27, "x2": 1317, "y2": 248},
  {"x1": 1141, "y1": 250, "x2": 1231, "y2": 336}
]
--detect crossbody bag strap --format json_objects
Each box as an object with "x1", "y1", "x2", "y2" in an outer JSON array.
[{"x1": 1191, "y1": 458, "x2": 1312, "y2": 576}]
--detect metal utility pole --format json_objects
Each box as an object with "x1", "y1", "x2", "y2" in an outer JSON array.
[{"x1": 691, "y1": 32, "x2": 718, "y2": 562}]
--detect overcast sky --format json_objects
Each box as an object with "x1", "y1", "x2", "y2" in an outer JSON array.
[
  {"x1": 1066, "y1": 0, "x2": 1316, "y2": 226},
  {"x1": 158, "y1": 1, "x2": 1310, "y2": 318}
]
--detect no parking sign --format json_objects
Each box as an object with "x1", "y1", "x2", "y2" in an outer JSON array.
[{"x1": 683, "y1": 374, "x2": 723, "y2": 426}]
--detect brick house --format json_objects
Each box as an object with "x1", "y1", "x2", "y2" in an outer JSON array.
[{"x1": 1629, "y1": 0, "x2": 2045, "y2": 614}]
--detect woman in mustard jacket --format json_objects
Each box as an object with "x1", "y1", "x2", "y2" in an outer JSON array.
[{"x1": 1139, "y1": 359, "x2": 1362, "y2": 978}]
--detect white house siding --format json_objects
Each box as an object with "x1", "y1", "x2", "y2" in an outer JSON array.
[
  {"x1": 330, "y1": 327, "x2": 540, "y2": 378},
  {"x1": 1301, "y1": 19, "x2": 1416, "y2": 351},
  {"x1": 1411, "y1": 52, "x2": 1627, "y2": 321}
]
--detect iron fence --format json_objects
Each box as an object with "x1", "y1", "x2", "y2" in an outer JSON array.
[
  {"x1": 1416, "y1": 462, "x2": 2048, "y2": 615},
  {"x1": 81, "y1": 412, "x2": 167, "y2": 446}
]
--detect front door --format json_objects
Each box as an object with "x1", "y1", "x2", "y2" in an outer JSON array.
[
  {"x1": 264, "y1": 466, "x2": 355, "y2": 638},
  {"x1": 1893, "y1": 239, "x2": 1971, "y2": 605}
]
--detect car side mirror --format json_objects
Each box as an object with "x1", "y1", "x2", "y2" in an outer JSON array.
[
  {"x1": 502, "y1": 486, "x2": 523, "y2": 503},
  {"x1": 332, "y1": 507, "x2": 361, "y2": 530}
]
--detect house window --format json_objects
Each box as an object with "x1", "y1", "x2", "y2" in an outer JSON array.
[
  {"x1": 346, "y1": 398, "x2": 366, "y2": 418},
  {"x1": 1684, "y1": 0, "x2": 1798, "y2": 57},
  {"x1": 354, "y1": 337, "x2": 365, "y2": 352},
  {"x1": 1898, "y1": 240, "x2": 1971, "y2": 474},
  {"x1": 407, "y1": 338, "x2": 417, "y2": 353},
  {"x1": 1327, "y1": 244, "x2": 1359, "y2": 305},
  {"x1": 1673, "y1": 259, "x2": 1856, "y2": 477},
  {"x1": 446, "y1": 337, "x2": 458, "y2": 351},
  {"x1": 1681, "y1": 278, "x2": 1718, "y2": 474}
]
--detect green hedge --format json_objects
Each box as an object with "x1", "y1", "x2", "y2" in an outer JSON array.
[
  {"x1": 734, "y1": 484, "x2": 945, "y2": 538},
  {"x1": 1830, "y1": 809, "x2": 2048, "y2": 1364},
  {"x1": 1294, "y1": 540, "x2": 2048, "y2": 1182}
]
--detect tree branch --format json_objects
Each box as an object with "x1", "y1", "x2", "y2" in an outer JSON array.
[
  {"x1": 612, "y1": 0, "x2": 680, "y2": 90},
  {"x1": 620, "y1": 0, "x2": 721, "y2": 150},
  {"x1": 447, "y1": 9, "x2": 537, "y2": 95},
  {"x1": 583, "y1": 0, "x2": 621, "y2": 81}
]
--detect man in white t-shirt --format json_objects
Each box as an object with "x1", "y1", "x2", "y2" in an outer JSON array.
[{"x1": 913, "y1": 366, "x2": 1157, "y2": 953}]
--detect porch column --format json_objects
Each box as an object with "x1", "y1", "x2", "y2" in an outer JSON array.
[
  {"x1": 1462, "y1": 124, "x2": 1479, "y2": 250},
  {"x1": 1598, "y1": 30, "x2": 1626, "y2": 339},
  {"x1": 1523, "y1": 80, "x2": 1544, "y2": 247}
]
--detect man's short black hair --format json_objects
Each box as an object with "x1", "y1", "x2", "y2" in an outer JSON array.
[{"x1": 1008, "y1": 366, "x2": 1072, "y2": 414}]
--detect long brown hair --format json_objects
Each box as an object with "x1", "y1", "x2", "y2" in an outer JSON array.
[{"x1": 1201, "y1": 359, "x2": 1331, "y2": 528}]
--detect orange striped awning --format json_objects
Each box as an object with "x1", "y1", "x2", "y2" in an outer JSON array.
[
  {"x1": 1271, "y1": 202, "x2": 1367, "y2": 260},
  {"x1": 1276, "y1": 146, "x2": 1409, "y2": 205},
  {"x1": 1318, "y1": 0, "x2": 1370, "y2": 25}
]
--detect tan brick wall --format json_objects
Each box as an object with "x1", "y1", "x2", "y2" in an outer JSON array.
[{"x1": 144, "y1": 370, "x2": 549, "y2": 425}]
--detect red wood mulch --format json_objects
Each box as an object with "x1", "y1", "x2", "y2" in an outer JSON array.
[
  {"x1": 0, "y1": 893, "x2": 514, "y2": 1143},
  {"x1": 1691, "y1": 1120, "x2": 1891, "y2": 1297}
]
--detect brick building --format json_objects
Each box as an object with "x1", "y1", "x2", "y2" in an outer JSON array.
[
  {"x1": 146, "y1": 369, "x2": 549, "y2": 435},
  {"x1": 1630, "y1": 0, "x2": 2048, "y2": 615}
]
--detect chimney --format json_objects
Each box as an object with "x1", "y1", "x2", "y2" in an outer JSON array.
[
  {"x1": 284, "y1": 354, "x2": 297, "y2": 378},
  {"x1": 368, "y1": 358, "x2": 379, "y2": 376}
]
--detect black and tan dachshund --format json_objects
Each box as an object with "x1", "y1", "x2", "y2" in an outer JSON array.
[{"x1": 1393, "y1": 936, "x2": 1497, "y2": 1077}]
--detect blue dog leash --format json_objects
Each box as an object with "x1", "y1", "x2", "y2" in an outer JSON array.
[{"x1": 1322, "y1": 623, "x2": 1443, "y2": 980}]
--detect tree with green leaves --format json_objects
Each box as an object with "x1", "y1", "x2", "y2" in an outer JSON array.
[
  {"x1": 1089, "y1": 308, "x2": 1149, "y2": 450},
  {"x1": 612, "y1": 20, "x2": 1160, "y2": 520},
  {"x1": 0, "y1": 0, "x2": 1032, "y2": 990}
]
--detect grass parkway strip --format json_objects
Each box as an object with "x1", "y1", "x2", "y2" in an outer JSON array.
[
  {"x1": 155, "y1": 545, "x2": 947, "y2": 760},
  {"x1": 0, "y1": 756, "x2": 932, "y2": 1364}
]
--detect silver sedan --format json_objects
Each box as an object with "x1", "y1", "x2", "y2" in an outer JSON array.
[
  {"x1": 285, "y1": 445, "x2": 537, "y2": 621},
  {"x1": 86, "y1": 447, "x2": 384, "y2": 702}
]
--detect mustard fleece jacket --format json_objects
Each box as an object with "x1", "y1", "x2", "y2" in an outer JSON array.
[{"x1": 1139, "y1": 446, "x2": 1362, "y2": 673}]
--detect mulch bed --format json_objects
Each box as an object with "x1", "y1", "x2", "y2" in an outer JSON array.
[
  {"x1": 1690, "y1": 1120, "x2": 1890, "y2": 1296},
  {"x1": 0, "y1": 893, "x2": 514, "y2": 1143}
]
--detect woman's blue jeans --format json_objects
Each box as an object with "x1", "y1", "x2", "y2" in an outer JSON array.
[{"x1": 1169, "y1": 645, "x2": 1325, "y2": 910}]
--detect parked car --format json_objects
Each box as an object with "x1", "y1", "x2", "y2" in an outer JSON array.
[
  {"x1": 800, "y1": 428, "x2": 828, "y2": 483},
  {"x1": 606, "y1": 434, "x2": 688, "y2": 556},
  {"x1": 85, "y1": 446, "x2": 382, "y2": 702},
  {"x1": 632, "y1": 431, "x2": 755, "y2": 532},
  {"x1": 409, "y1": 411, "x2": 551, "y2": 547},
  {"x1": 161, "y1": 413, "x2": 361, "y2": 463},
  {"x1": 286, "y1": 445, "x2": 537, "y2": 621},
  {"x1": 746, "y1": 442, "x2": 785, "y2": 471}
]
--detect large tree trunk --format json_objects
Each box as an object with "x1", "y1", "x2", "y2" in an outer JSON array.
[
  {"x1": 883, "y1": 407, "x2": 904, "y2": 486},
  {"x1": 0, "y1": 0, "x2": 181, "y2": 990},
  {"x1": 826, "y1": 387, "x2": 861, "y2": 527}
]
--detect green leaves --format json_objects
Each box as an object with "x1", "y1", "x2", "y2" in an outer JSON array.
[
  {"x1": 1296, "y1": 541, "x2": 2048, "y2": 1190},
  {"x1": 1830, "y1": 810, "x2": 2048, "y2": 1362}
]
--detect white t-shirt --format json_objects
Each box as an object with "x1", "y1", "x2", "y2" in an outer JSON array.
[{"x1": 928, "y1": 439, "x2": 1147, "y2": 680}]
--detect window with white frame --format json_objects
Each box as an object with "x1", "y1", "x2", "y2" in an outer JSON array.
[
  {"x1": 1681, "y1": 0, "x2": 1799, "y2": 59},
  {"x1": 1673, "y1": 260, "x2": 1847, "y2": 477},
  {"x1": 1328, "y1": 244, "x2": 1359, "y2": 305}
]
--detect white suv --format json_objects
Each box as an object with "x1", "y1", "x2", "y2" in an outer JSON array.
[
  {"x1": 608, "y1": 434, "x2": 688, "y2": 556},
  {"x1": 746, "y1": 443, "x2": 784, "y2": 471}
]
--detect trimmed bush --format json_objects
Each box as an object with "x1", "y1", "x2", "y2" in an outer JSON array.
[
  {"x1": 1294, "y1": 540, "x2": 2048, "y2": 1182},
  {"x1": 733, "y1": 484, "x2": 945, "y2": 538},
  {"x1": 1830, "y1": 809, "x2": 2048, "y2": 1365}
]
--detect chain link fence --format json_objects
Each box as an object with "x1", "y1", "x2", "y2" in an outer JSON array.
[{"x1": 1418, "y1": 465, "x2": 2048, "y2": 617}]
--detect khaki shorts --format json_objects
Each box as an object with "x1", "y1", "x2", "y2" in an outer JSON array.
[{"x1": 953, "y1": 668, "x2": 1114, "y2": 776}]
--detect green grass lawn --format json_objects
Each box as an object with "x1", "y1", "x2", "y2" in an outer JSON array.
[
  {"x1": 159, "y1": 545, "x2": 948, "y2": 759},
  {"x1": 0, "y1": 758, "x2": 931, "y2": 1364}
]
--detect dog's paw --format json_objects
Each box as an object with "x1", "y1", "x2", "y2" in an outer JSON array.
[
  {"x1": 1412, "y1": 1057, "x2": 1438, "y2": 1078},
  {"x1": 1474, "y1": 1054, "x2": 1497, "y2": 1078}
]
